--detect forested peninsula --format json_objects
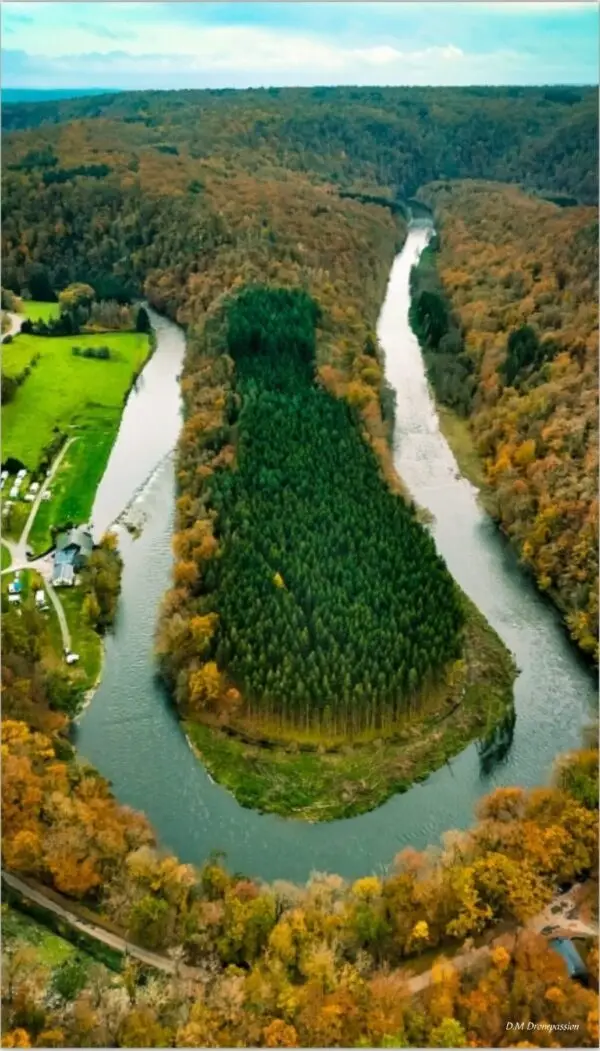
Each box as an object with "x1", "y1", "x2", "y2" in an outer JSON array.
[{"x1": 3, "y1": 86, "x2": 597, "y2": 810}]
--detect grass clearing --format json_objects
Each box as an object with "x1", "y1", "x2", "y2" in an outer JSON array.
[
  {"x1": 2, "y1": 905, "x2": 77, "y2": 968},
  {"x1": 186, "y1": 593, "x2": 516, "y2": 820},
  {"x1": 44, "y1": 585, "x2": 103, "y2": 689},
  {"x1": 3, "y1": 502, "x2": 28, "y2": 543},
  {"x1": 60, "y1": 588, "x2": 103, "y2": 686},
  {"x1": 2, "y1": 328, "x2": 150, "y2": 550},
  {"x1": 2, "y1": 330, "x2": 149, "y2": 468},
  {"x1": 21, "y1": 300, "x2": 61, "y2": 323},
  {"x1": 1, "y1": 544, "x2": 11, "y2": 570},
  {"x1": 29, "y1": 424, "x2": 118, "y2": 554}
]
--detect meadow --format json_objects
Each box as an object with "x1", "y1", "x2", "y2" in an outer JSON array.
[
  {"x1": 2, "y1": 330, "x2": 149, "y2": 466},
  {"x1": 2, "y1": 329, "x2": 150, "y2": 549},
  {"x1": 22, "y1": 299, "x2": 61, "y2": 323}
]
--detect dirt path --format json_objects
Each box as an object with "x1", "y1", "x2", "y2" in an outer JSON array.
[
  {"x1": 16, "y1": 436, "x2": 76, "y2": 562},
  {"x1": 1, "y1": 311, "x2": 23, "y2": 341},
  {"x1": 43, "y1": 579, "x2": 71, "y2": 651}
]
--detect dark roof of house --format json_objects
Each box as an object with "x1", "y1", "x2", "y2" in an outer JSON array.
[
  {"x1": 549, "y1": 938, "x2": 587, "y2": 979},
  {"x1": 55, "y1": 527, "x2": 93, "y2": 556}
]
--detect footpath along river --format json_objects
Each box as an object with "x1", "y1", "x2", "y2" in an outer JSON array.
[{"x1": 75, "y1": 229, "x2": 595, "y2": 883}]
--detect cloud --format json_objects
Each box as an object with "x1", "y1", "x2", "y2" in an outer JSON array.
[
  {"x1": 1, "y1": 1, "x2": 597, "y2": 89},
  {"x1": 76, "y1": 22, "x2": 125, "y2": 41},
  {"x1": 3, "y1": 36, "x2": 580, "y2": 91}
]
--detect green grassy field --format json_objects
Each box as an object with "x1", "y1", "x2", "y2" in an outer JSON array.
[
  {"x1": 59, "y1": 588, "x2": 103, "y2": 687},
  {"x1": 1, "y1": 544, "x2": 11, "y2": 570},
  {"x1": 2, "y1": 329, "x2": 150, "y2": 550},
  {"x1": 21, "y1": 299, "x2": 61, "y2": 323},
  {"x1": 2, "y1": 330, "x2": 149, "y2": 467},
  {"x1": 28, "y1": 421, "x2": 118, "y2": 554}
]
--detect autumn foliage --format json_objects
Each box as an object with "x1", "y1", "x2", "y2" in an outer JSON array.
[
  {"x1": 417, "y1": 182, "x2": 598, "y2": 656},
  {"x1": 2, "y1": 715, "x2": 598, "y2": 1047}
]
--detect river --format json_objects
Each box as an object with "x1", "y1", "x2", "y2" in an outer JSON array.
[{"x1": 75, "y1": 227, "x2": 595, "y2": 884}]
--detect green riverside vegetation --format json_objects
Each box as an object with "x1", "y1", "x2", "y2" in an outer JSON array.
[{"x1": 2, "y1": 327, "x2": 150, "y2": 553}]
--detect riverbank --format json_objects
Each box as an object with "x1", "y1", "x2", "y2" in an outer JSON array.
[
  {"x1": 184, "y1": 593, "x2": 515, "y2": 821},
  {"x1": 436, "y1": 404, "x2": 487, "y2": 493}
]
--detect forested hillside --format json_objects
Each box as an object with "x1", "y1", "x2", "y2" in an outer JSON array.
[
  {"x1": 2, "y1": 85, "x2": 597, "y2": 203},
  {"x1": 412, "y1": 181, "x2": 598, "y2": 656}
]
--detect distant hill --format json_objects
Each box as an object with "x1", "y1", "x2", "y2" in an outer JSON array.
[
  {"x1": 2, "y1": 88, "x2": 120, "y2": 103},
  {"x1": 2, "y1": 84, "x2": 597, "y2": 204}
]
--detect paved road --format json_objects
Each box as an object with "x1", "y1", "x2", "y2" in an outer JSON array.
[{"x1": 3, "y1": 870, "x2": 595, "y2": 993}]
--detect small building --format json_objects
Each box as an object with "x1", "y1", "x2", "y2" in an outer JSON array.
[
  {"x1": 8, "y1": 592, "x2": 21, "y2": 604},
  {"x1": 55, "y1": 527, "x2": 93, "y2": 567},
  {"x1": 65, "y1": 652, "x2": 80, "y2": 665},
  {"x1": 8, "y1": 578, "x2": 23, "y2": 595},
  {"x1": 29, "y1": 482, "x2": 40, "y2": 494},
  {"x1": 549, "y1": 938, "x2": 588, "y2": 983}
]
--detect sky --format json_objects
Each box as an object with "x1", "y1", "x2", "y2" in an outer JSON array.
[{"x1": 2, "y1": 1, "x2": 598, "y2": 92}]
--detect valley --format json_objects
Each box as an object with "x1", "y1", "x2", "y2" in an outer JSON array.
[{"x1": 1, "y1": 79, "x2": 597, "y2": 1049}]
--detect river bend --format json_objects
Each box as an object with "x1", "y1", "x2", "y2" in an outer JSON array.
[{"x1": 76, "y1": 229, "x2": 594, "y2": 883}]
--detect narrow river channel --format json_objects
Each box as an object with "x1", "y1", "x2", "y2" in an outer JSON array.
[{"x1": 75, "y1": 228, "x2": 595, "y2": 884}]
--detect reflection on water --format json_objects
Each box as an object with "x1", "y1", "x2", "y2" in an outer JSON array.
[
  {"x1": 76, "y1": 229, "x2": 595, "y2": 883},
  {"x1": 477, "y1": 708, "x2": 517, "y2": 779}
]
